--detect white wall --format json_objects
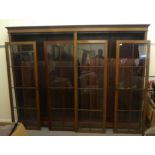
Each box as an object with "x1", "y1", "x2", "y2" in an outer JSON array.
[{"x1": 0, "y1": 0, "x2": 155, "y2": 121}]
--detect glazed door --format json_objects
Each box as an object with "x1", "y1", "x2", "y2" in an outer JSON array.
[
  {"x1": 5, "y1": 42, "x2": 40, "y2": 129},
  {"x1": 114, "y1": 40, "x2": 150, "y2": 133},
  {"x1": 76, "y1": 40, "x2": 108, "y2": 132},
  {"x1": 44, "y1": 41, "x2": 74, "y2": 130}
]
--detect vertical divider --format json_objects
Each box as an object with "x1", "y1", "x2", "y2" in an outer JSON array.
[
  {"x1": 73, "y1": 32, "x2": 78, "y2": 131},
  {"x1": 44, "y1": 42, "x2": 52, "y2": 130},
  {"x1": 103, "y1": 41, "x2": 108, "y2": 132},
  {"x1": 33, "y1": 42, "x2": 41, "y2": 129},
  {"x1": 114, "y1": 41, "x2": 120, "y2": 132}
]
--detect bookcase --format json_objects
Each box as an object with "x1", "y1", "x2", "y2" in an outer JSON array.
[{"x1": 5, "y1": 25, "x2": 150, "y2": 134}]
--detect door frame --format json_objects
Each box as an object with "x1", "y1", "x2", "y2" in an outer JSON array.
[
  {"x1": 44, "y1": 40, "x2": 74, "y2": 130},
  {"x1": 114, "y1": 40, "x2": 150, "y2": 134},
  {"x1": 76, "y1": 40, "x2": 108, "y2": 132},
  {"x1": 5, "y1": 41, "x2": 40, "y2": 129}
]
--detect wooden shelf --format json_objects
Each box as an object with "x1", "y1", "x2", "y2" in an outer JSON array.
[
  {"x1": 78, "y1": 88, "x2": 104, "y2": 90},
  {"x1": 48, "y1": 87, "x2": 74, "y2": 89},
  {"x1": 116, "y1": 88, "x2": 144, "y2": 90},
  {"x1": 117, "y1": 110, "x2": 143, "y2": 112},
  {"x1": 78, "y1": 109, "x2": 103, "y2": 112},
  {"x1": 78, "y1": 66, "x2": 104, "y2": 67},
  {"x1": 119, "y1": 66, "x2": 145, "y2": 68},
  {"x1": 13, "y1": 107, "x2": 37, "y2": 110},
  {"x1": 9, "y1": 66, "x2": 34, "y2": 68},
  {"x1": 51, "y1": 108, "x2": 74, "y2": 110},
  {"x1": 11, "y1": 87, "x2": 36, "y2": 89}
]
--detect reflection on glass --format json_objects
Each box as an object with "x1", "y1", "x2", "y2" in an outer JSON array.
[
  {"x1": 79, "y1": 67, "x2": 104, "y2": 88},
  {"x1": 51, "y1": 110, "x2": 74, "y2": 121},
  {"x1": 119, "y1": 68, "x2": 145, "y2": 89},
  {"x1": 49, "y1": 89, "x2": 74, "y2": 109},
  {"x1": 10, "y1": 44, "x2": 34, "y2": 66},
  {"x1": 47, "y1": 44, "x2": 74, "y2": 88},
  {"x1": 118, "y1": 90, "x2": 144, "y2": 110},
  {"x1": 120, "y1": 44, "x2": 147, "y2": 68},
  {"x1": 17, "y1": 109, "x2": 38, "y2": 126},
  {"x1": 11, "y1": 67, "x2": 35, "y2": 87},
  {"x1": 117, "y1": 111, "x2": 142, "y2": 131},
  {"x1": 51, "y1": 110, "x2": 74, "y2": 129},
  {"x1": 48, "y1": 67, "x2": 74, "y2": 87},
  {"x1": 47, "y1": 44, "x2": 73, "y2": 61},
  {"x1": 8, "y1": 43, "x2": 39, "y2": 129},
  {"x1": 118, "y1": 111, "x2": 129, "y2": 123},
  {"x1": 77, "y1": 43, "x2": 105, "y2": 131},
  {"x1": 78, "y1": 44, "x2": 104, "y2": 90},
  {"x1": 13, "y1": 89, "x2": 36, "y2": 108},
  {"x1": 118, "y1": 43, "x2": 147, "y2": 89},
  {"x1": 116, "y1": 42, "x2": 148, "y2": 133},
  {"x1": 46, "y1": 42, "x2": 74, "y2": 130},
  {"x1": 117, "y1": 111, "x2": 129, "y2": 130},
  {"x1": 130, "y1": 112, "x2": 141, "y2": 123},
  {"x1": 78, "y1": 89, "x2": 103, "y2": 109},
  {"x1": 78, "y1": 111, "x2": 103, "y2": 130},
  {"x1": 78, "y1": 44, "x2": 104, "y2": 66}
]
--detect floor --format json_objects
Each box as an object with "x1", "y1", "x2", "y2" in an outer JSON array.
[{"x1": 27, "y1": 128, "x2": 141, "y2": 136}]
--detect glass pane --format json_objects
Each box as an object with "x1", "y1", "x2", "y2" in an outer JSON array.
[
  {"x1": 117, "y1": 111, "x2": 129, "y2": 130},
  {"x1": 12, "y1": 89, "x2": 36, "y2": 108},
  {"x1": 16, "y1": 109, "x2": 38, "y2": 127},
  {"x1": 77, "y1": 43, "x2": 106, "y2": 131},
  {"x1": 78, "y1": 111, "x2": 103, "y2": 129},
  {"x1": 47, "y1": 43, "x2": 73, "y2": 61},
  {"x1": 48, "y1": 66, "x2": 74, "y2": 87},
  {"x1": 49, "y1": 89, "x2": 74, "y2": 109},
  {"x1": 118, "y1": 90, "x2": 144, "y2": 110},
  {"x1": 130, "y1": 111, "x2": 141, "y2": 123},
  {"x1": 51, "y1": 110, "x2": 63, "y2": 121},
  {"x1": 51, "y1": 110, "x2": 74, "y2": 129},
  {"x1": 47, "y1": 43, "x2": 74, "y2": 88},
  {"x1": 116, "y1": 41, "x2": 149, "y2": 133},
  {"x1": 118, "y1": 91, "x2": 130, "y2": 110},
  {"x1": 119, "y1": 44, "x2": 147, "y2": 89},
  {"x1": 51, "y1": 122, "x2": 62, "y2": 129},
  {"x1": 10, "y1": 67, "x2": 35, "y2": 87},
  {"x1": 119, "y1": 43, "x2": 147, "y2": 61},
  {"x1": 46, "y1": 42, "x2": 74, "y2": 130},
  {"x1": 119, "y1": 67, "x2": 146, "y2": 89},
  {"x1": 78, "y1": 44, "x2": 104, "y2": 66},
  {"x1": 63, "y1": 110, "x2": 74, "y2": 122},
  {"x1": 131, "y1": 91, "x2": 144, "y2": 110},
  {"x1": 78, "y1": 89, "x2": 104, "y2": 110},
  {"x1": 9, "y1": 44, "x2": 34, "y2": 66},
  {"x1": 78, "y1": 67, "x2": 104, "y2": 88},
  {"x1": 129, "y1": 111, "x2": 142, "y2": 132},
  {"x1": 120, "y1": 44, "x2": 134, "y2": 59}
]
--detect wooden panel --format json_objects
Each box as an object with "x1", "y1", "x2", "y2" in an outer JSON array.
[{"x1": 7, "y1": 25, "x2": 149, "y2": 33}]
